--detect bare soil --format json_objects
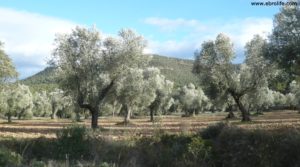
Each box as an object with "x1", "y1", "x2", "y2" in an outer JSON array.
[{"x1": 0, "y1": 110, "x2": 299, "y2": 139}]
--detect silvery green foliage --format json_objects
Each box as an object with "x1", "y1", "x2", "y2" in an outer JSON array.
[
  {"x1": 266, "y1": 1, "x2": 300, "y2": 76},
  {"x1": 285, "y1": 93, "x2": 297, "y2": 108},
  {"x1": 0, "y1": 84, "x2": 33, "y2": 121},
  {"x1": 114, "y1": 67, "x2": 171, "y2": 120},
  {"x1": 145, "y1": 67, "x2": 174, "y2": 116},
  {"x1": 0, "y1": 87, "x2": 8, "y2": 117},
  {"x1": 115, "y1": 68, "x2": 145, "y2": 110},
  {"x1": 272, "y1": 90, "x2": 287, "y2": 107},
  {"x1": 114, "y1": 67, "x2": 146, "y2": 122},
  {"x1": 52, "y1": 26, "x2": 148, "y2": 127},
  {"x1": 32, "y1": 91, "x2": 51, "y2": 117},
  {"x1": 0, "y1": 42, "x2": 18, "y2": 83},
  {"x1": 243, "y1": 87, "x2": 274, "y2": 111},
  {"x1": 175, "y1": 83, "x2": 209, "y2": 115},
  {"x1": 193, "y1": 34, "x2": 272, "y2": 120},
  {"x1": 289, "y1": 80, "x2": 300, "y2": 108},
  {"x1": 53, "y1": 27, "x2": 111, "y2": 107},
  {"x1": 49, "y1": 89, "x2": 72, "y2": 119}
]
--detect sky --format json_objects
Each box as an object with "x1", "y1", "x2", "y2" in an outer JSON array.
[{"x1": 0, "y1": 0, "x2": 283, "y2": 79}]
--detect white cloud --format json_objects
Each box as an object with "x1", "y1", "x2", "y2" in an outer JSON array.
[
  {"x1": 145, "y1": 40, "x2": 197, "y2": 59},
  {"x1": 0, "y1": 7, "x2": 77, "y2": 79},
  {"x1": 144, "y1": 17, "x2": 206, "y2": 32},
  {"x1": 144, "y1": 17, "x2": 273, "y2": 62}
]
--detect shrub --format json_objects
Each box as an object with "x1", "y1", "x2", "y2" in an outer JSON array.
[
  {"x1": 183, "y1": 136, "x2": 213, "y2": 166},
  {"x1": 199, "y1": 122, "x2": 228, "y2": 140},
  {"x1": 213, "y1": 127, "x2": 300, "y2": 167},
  {"x1": 26, "y1": 137, "x2": 56, "y2": 160},
  {"x1": 135, "y1": 134, "x2": 214, "y2": 167},
  {"x1": 0, "y1": 147, "x2": 22, "y2": 167},
  {"x1": 30, "y1": 160, "x2": 46, "y2": 167},
  {"x1": 99, "y1": 162, "x2": 116, "y2": 167},
  {"x1": 56, "y1": 124, "x2": 90, "y2": 160}
]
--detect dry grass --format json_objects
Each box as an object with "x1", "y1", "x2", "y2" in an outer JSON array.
[{"x1": 0, "y1": 110, "x2": 299, "y2": 139}]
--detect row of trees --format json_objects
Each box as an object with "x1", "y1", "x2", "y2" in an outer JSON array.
[
  {"x1": 0, "y1": 28, "x2": 300, "y2": 127},
  {"x1": 0, "y1": 85, "x2": 74, "y2": 122},
  {"x1": 51, "y1": 26, "x2": 300, "y2": 128}
]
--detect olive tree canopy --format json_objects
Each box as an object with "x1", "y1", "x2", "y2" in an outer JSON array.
[
  {"x1": 51, "y1": 26, "x2": 148, "y2": 128},
  {"x1": 0, "y1": 42, "x2": 18, "y2": 84},
  {"x1": 193, "y1": 34, "x2": 273, "y2": 121}
]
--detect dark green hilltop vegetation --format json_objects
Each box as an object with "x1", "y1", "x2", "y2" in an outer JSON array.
[
  {"x1": 149, "y1": 54, "x2": 199, "y2": 87},
  {"x1": 21, "y1": 54, "x2": 199, "y2": 91},
  {"x1": 21, "y1": 67, "x2": 57, "y2": 93}
]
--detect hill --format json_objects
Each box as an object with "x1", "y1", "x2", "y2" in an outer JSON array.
[
  {"x1": 21, "y1": 54, "x2": 199, "y2": 92},
  {"x1": 149, "y1": 54, "x2": 199, "y2": 87}
]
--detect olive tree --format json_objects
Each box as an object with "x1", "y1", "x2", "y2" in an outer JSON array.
[
  {"x1": 145, "y1": 67, "x2": 174, "y2": 121},
  {"x1": 0, "y1": 42, "x2": 18, "y2": 84},
  {"x1": 193, "y1": 34, "x2": 272, "y2": 121},
  {"x1": 174, "y1": 83, "x2": 208, "y2": 116},
  {"x1": 243, "y1": 87, "x2": 274, "y2": 114},
  {"x1": 0, "y1": 42, "x2": 18, "y2": 116},
  {"x1": 15, "y1": 84, "x2": 33, "y2": 119},
  {"x1": 285, "y1": 93, "x2": 297, "y2": 109},
  {"x1": 52, "y1": 27, "x2": 147, "y2": 128},
  {"x1": 289, "y1": 80, "x2": 300, "y2": 111},
  {"x1": 0, "y1": 84, "x2": 33, "y2": 122},
  {"x1": 115, "y1": 68, "x2": 146, "y2": 123},
  {"x1": 265, "y1": 0, "x2": 300, "y2": 78},
  {"x1": 32, "y1": 91, "x2": 51, "y2": 117},
  {"x1": 115, "y1": 67, "x2": 166, "y2": 123},
  {"x1": 272, "y1": 90, "x2": 287, "y2": 107},
  {"x1": 49, "y1": 89, "x2": 72, "y2": 119}
]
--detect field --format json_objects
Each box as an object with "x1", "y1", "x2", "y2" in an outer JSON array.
[{"x1": 0, "y1": 110, "x2": 300, "y2": 140}]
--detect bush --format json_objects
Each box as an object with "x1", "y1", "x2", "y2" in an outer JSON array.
[
  {"x1": 30, "y1": 160, "x2": 46, "y2": 167},
  {"x1": 3, "y1": 123, "x2": 300, "y2": 167},
  {"x1": 183, "y1": 136, "x2": 213, "y2": 166},
  {"x1": 26, "y1": 137, "x2": 56, "y2": 160},
  {"x1": 56, "y1": 124, "x2": 90, "y2": 160},
  {"x1": 0, "y1": 147, "x2": 22, "y2": 167},
  {"x1": 135, "y1": 134, "x2": 213, "y2": 167},
  {"x1": 99, "y1": 162, "x2": 116, "y2": 167},
  {"x1": 213, "y1": 127, "x2": 300, "y2": 167},
  {"x1": 199, "y1": 122, "x2": 228, "y2": 140}
]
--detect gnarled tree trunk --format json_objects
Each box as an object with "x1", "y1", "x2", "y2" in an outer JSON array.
[
  {"x1": 150, "y1": 109, "x2": 154, "y2": 122},
  {"x1": 234, "y1": 96, "x2": 250, "y2": 121},
  {"x1": 51, "y1": 105, "x2": 57, "y2": 119},
  {"x1": 7, "y1": 112, "x2": 12, "y2": 123},
  {"x1": 124, "y1": 105, "x2": 131, "y2": 125},
  {"x1": 77, "y1": 80, "x2": 115, "y2": 129},
  {"x1": 91, "y1": 108, "x2": 99, "y2": 129},
  {"x1": 226, "y1": 104, "x2": 235, "y2": 119},
  {"x1": 230, "y1": 92, "x2": 251, "y2": 122}
]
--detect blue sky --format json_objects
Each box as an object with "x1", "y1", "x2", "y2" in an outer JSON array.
[{"x1": 0, "y1": 0, "x2": 282, "y2": 78}]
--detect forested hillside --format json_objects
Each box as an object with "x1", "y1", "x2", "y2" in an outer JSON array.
[
  {"x1": 21, "y1": 54, "x2": 199, "y2": 91},
  {"x1": 21, "y1": 67, "x2": 58, "y2": 92}
]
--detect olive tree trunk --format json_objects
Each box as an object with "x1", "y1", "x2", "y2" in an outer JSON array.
[
  {"x1": 91, "y1": 109, "x2": 99, "y2": 129},
  {"x1": 150, "y1": 109, "x2": 154, "y2": 122},
  {"x1": 229, "y1": 91, "x2": 251, "y2": 122},
  {"x1": 7, "y1": 113, "x2": 12, "y2": 123},
  {"x1": 231, "y1": 94, "x2": 251, "y2": 121},
  {"x1": 226, "y1": 105, "x2": 235, "y2": 119},
  {"x1": 124, "y1": 105, "x2": 131, "y2": 124}
]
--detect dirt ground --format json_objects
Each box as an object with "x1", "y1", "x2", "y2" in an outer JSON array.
[{"x1": 0, "y1": 110, "x2": 300, "y2": 139}]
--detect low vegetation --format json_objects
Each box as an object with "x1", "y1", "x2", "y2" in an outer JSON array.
[{"x1": 1, "y1": 121, "x2": 300, "y2": 167}]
